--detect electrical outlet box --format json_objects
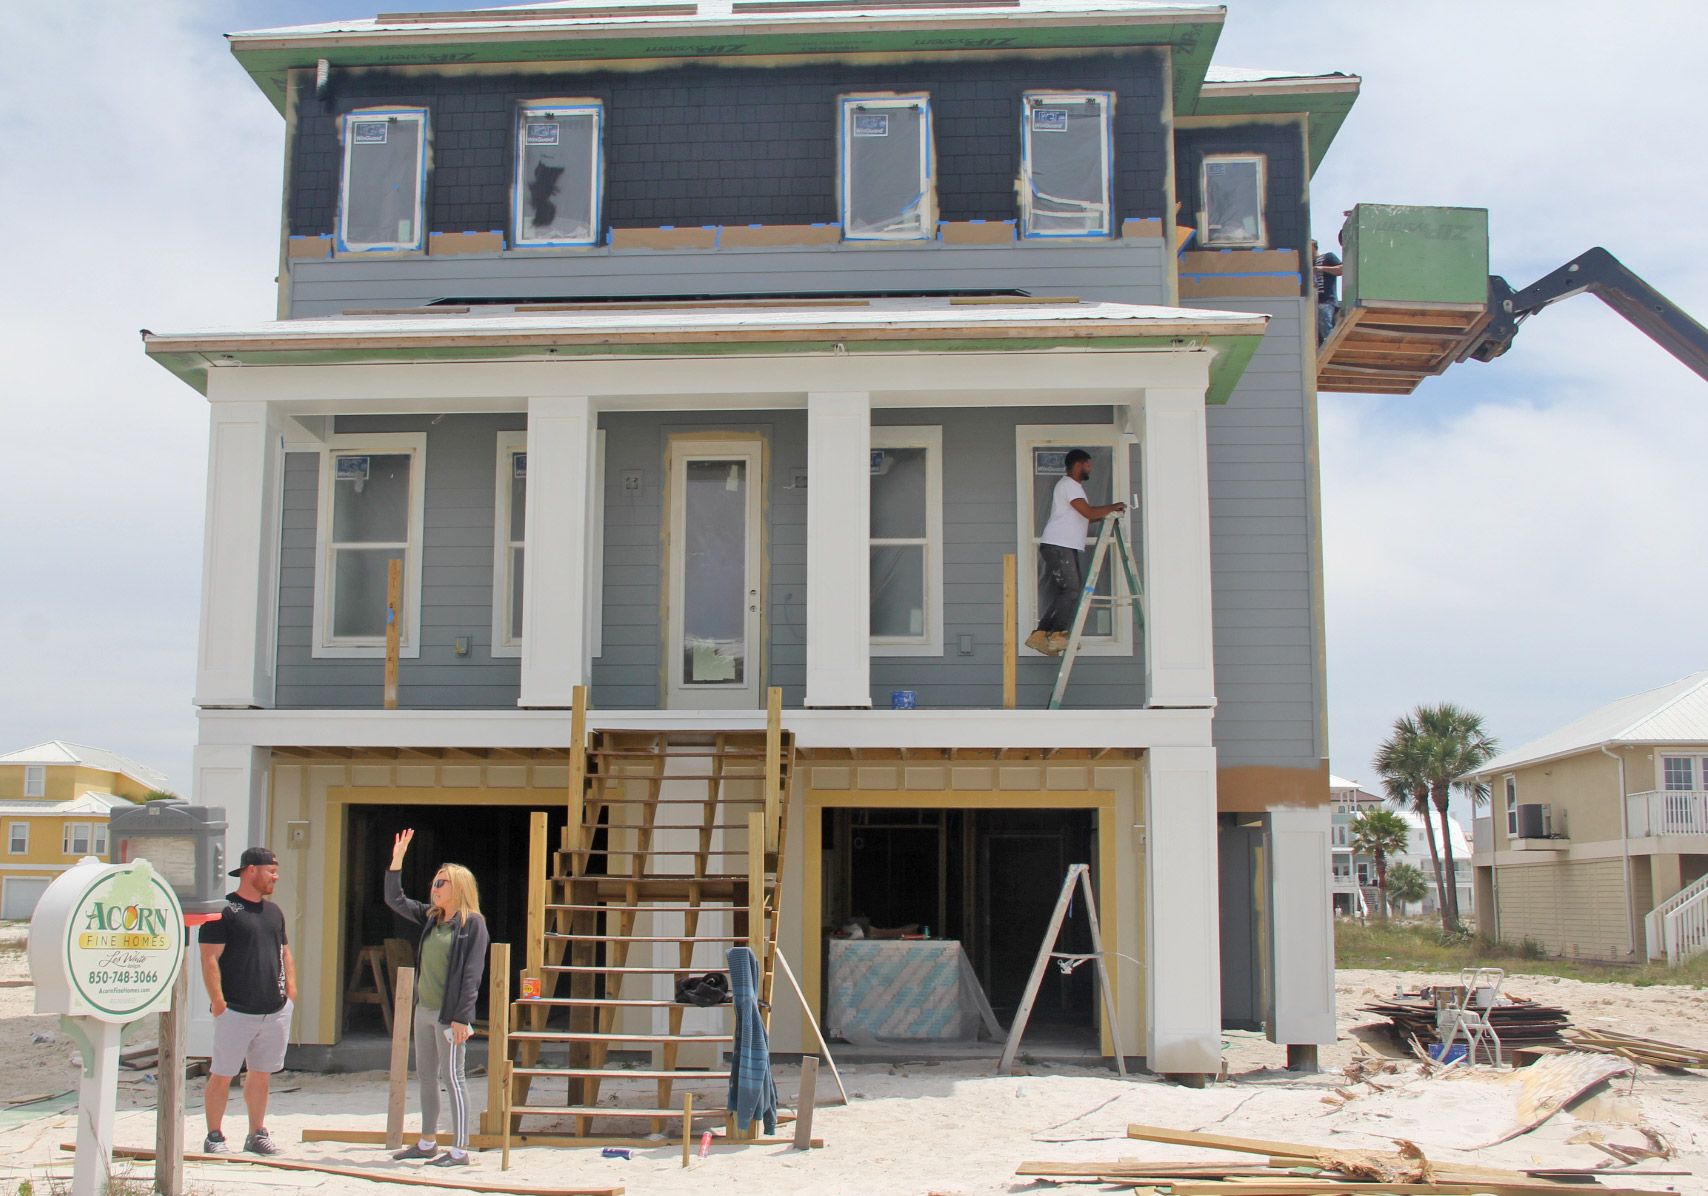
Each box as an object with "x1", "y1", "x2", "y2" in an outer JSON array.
[
  {"x1": 287, "y1": 821, "x2": 310, "y2": 848},
  {"x1": 621, "y1": 469, "x2": 642, "y2": 492}
]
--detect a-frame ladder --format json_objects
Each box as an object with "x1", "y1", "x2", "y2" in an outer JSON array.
[
  {"x1": 1047, "y1": 512, "x2": 1145, "y2": 710},
  {"x1": 997, "y1": 863, "x2": 1126, "y2": 1075}
]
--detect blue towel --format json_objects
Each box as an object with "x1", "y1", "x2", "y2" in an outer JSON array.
[{"x1": 727, "y1": 946, "x2": 778, "y2": 1135}]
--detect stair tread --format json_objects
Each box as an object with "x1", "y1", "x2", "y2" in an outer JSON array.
[
  {"x1": 513, "y1": 1068, "x2": 731, "y2": 1080},
  {"x1": 515, "y1": 997, "x2": 688, "y2": 1008},
  {"x1": 511, "y1": 1106, "x2": 728, "y2": 1118},
  {"x1": 546, "y1": 933, "x2": 742, "y2": 943},
  {"x1": 510, "y1": 1030, "x2": 733, "y2": 1043},
  {"x1": 547, "y1": 903, "x2": 742, "y2": 913},
  {"x1": 544, "y1": 964, "x2": 731, "y2": 974}
]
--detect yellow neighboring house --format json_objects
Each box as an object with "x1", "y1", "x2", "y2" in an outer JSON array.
[
  {"x1": 0, "y1": 741, "x2": 169, "y2": 920},
  {"x1": 1468, "y1": 671, "x2": 1708, "y2": 964}
]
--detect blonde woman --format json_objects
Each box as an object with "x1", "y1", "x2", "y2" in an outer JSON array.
[{"x1": 385, "y1": 829, "x2": 490, "y2": 1167}]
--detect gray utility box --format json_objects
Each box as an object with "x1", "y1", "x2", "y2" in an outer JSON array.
[{"x1": 109, "y1": 802, "x2": 228, "y2": 914}]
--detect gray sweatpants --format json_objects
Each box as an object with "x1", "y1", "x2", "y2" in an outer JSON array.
[{"x1": 412, "y1": 1006, "x2": 471, "y2": 1150}]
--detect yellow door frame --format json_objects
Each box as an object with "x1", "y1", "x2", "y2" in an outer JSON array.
[{"x1": 800, "y1": 788, "x2": 1121, "y2": 1057}]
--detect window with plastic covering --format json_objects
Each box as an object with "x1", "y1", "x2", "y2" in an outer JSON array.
[
  {"x1": 839, "y1": 95, "x2": 934, "y2": 240},
  {"x1": 869, "y1": 427, "x2": 943, "y2": 655},
  {"x1": 313, "y1": 435, "x2": 427, "y2": 658},
  {"x1": 512, "y1": 103, "x2": 602, "y2": 247},
  {"x1": 1199, "y1": 153, "x2": 1267, "y2": 247},
  {"x1": 337, "y1": 108, "x2": 428, "y2": 253},
  {"x1": 1020, "y1": 93, "x2": 1113, "y2": 238}
]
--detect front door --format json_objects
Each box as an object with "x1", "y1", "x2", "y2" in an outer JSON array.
[{"x1": 665, "y1": 437, "x2": 764, "y2": 709}]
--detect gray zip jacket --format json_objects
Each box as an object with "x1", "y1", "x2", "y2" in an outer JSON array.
[{"x1": 384, "y1": 869, "x2": 490, "y2": 1027}]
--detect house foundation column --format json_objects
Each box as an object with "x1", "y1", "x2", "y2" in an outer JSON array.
[
  {"x1": 192, "y1": 744, "x2": 271, "y2": 866},
  {"x1": 1144, "y1": 743, "x2": 1220, "y2": 1077},
  {"x1": 519, "y1": 396, "x2": 593, "y2": 707},
  {"x1": 195, "y1": 400, "x2": 285, "y2": 708},
  {"x1": 1137, "y1": 384, "x2": 1215, "y2": 707},
  {"x1": 805, "y1": 391, "x2": 871, "y2": 707},
  {"x1": 1266, "y1": 806, "x2": 1336, "y2": 1049}
]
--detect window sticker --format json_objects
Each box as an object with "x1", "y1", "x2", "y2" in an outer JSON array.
[
  {"x1": 853, "y1": 112, "x2": 889, "y2": 137},
  {"x1": 1033, "y1": 449, "x2": 1067, "y2": 475},
  {"x1": 1031, "y1": 108, "x2": 1069, "y2": 132},
  {"x1": 336, "y1": 455, "x2": 371, "y2": 482},
  {"x1": 525, "y1": 122, "x2": 560, "y2": 146},
  {"x1": 352, "y1": 121, "x2": 389, "y2": 144},
  {"x1": 870, "y1": 449, "x2": 887, "y2": 474},
  {"x1": 513, "y1": 452, "x2": 527, "y2": 479}
]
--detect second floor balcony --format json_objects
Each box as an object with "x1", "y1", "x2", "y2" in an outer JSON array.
[{"x1": 1629, "y1": 790, "x2": 1708, "y2": 839}]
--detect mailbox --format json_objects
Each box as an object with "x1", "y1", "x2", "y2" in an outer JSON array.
[{"x1": 109, "y1": 802, "x2": 228, "y2": 914}]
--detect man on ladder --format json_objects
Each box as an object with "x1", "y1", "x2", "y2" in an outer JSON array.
[{"x1": 1025, "y1": 449, "x2": 1126, "y2": 657}]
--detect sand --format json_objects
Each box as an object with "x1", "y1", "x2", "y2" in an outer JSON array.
[{"x1": 1, "y1": 935, "x2": 1704, "y2": 1195}]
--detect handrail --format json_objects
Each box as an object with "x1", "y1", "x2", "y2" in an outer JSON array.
[
  {"x1": 1628, "y1": 789, "x2": 1708, "y2": 838},
  {"x1": 1647, "y1": 870, "x2": 1708, "y2": 960},
  {"x1": 1663, "y1": 884, "x2": 1708, "y2": 966}
]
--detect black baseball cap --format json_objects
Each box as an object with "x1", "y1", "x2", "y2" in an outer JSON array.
[{"x1": 229, "y1": 847, "x2": 279, "y2": 876}]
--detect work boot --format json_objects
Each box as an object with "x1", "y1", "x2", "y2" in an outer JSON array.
[
  {"x1": 1024, "y1": 629, "x2": 1050, "y2": 653},
  {"x1": 202, "y1": 1130, "x2": 230, "y2": 1154},
  {"x1": 244, "y1": 1128, "x2": 282, "y2": 1156},
  {"x1": 1045, "y1": 632, "x2": 1069, "y2": 656}
]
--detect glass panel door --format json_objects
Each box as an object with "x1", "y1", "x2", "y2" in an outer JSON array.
[{"x1": 666, "y1": 439, "x2": 763, "y2": 708}]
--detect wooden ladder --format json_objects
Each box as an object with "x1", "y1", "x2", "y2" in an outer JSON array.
[{"x1": 495, "y1": 687, "x2": 793, "y2": 1141}]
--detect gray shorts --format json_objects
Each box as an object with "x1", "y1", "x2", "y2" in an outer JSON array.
[{"x1": 211, "y1": 1000, "x2": 293, "y2": 1077}]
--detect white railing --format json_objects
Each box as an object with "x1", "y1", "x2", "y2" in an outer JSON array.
[
  {"x1": 1646, "y1": 871, "x2": 1708, "y2": 960},
  {"x1": 1663, "y1": 884, "x2": 1708, "y2": 966},
  {"x1": 1628, "y1": 790, "x2": 1708, "y2": 838},
  {"x1": 1472, "y1": 817, "x2": 1493, "y2": 856}
]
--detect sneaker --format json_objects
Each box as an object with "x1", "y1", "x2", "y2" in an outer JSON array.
[
  {"x1": 427, "y1": 1151, "x2": 472, "y2": 1167},
  {"x1": 244, "y1": 1128, "x2": 282, "y2": 1156},
  {"x1": 1045, "y1": 632, "x2": 1070, "y2": 656},
  {"x1": 202, "y1": 1131, "x2": 231, "y2": 1155},
  {"x1": 1024, "y1": 629, "x2": 1050, "y2": 653},
  {"x1": 392, "y1": 1141, "x2": 438, "y2": 1161}
]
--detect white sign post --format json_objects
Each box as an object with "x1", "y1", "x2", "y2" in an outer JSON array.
[{"x1": 29, "y1": 858, "x2": 186, "y2": 1196}]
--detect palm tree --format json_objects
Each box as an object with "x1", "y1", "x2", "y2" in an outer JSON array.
[
  {"x1": 1350, "y1": 808, "x2": 1411, "y2": 922},
  {"x1": 1385, "y1": 861, "x2": 1429, "y2": 915},
  {"x1": 1373, "y1": 714, "x2": 1451, "y2": 933},
  {"x1": 1416, "y1": 702, "x2": 1497, "y2": 930}
]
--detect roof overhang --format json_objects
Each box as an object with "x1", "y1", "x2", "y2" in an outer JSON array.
[
  {"x1": 1183, "y1": 71, "x2": 1360, "y2": 174},
  {"x1": 142, "y1": 298, "x2": 1266, "y2": 403},
  {"x1": 228, "y1": 2, "x2": 1227, "y2": 114}
]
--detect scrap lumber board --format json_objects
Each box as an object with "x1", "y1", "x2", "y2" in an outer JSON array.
[
  {"x1": 1481, "y1": 1051, "x2": 1635, "y2": 1146},
  {"x1": 1126, "y1": 1124, "x2": 1329, "y2": 1157},
  {"x1": 301, "y1": 1127, "x2": 819, "y2": 1149},
  {"x1": 65, "y1": 1144, "x2": 623, "y2": 1196},
  {"x1": 1156, "y1": 1184, "x2": 1653, "y2": 1196}
]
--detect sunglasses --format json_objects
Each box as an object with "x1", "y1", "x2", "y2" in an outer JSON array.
[{"x1": 431, "y1": 878, "x2": 450, "y2": 889}]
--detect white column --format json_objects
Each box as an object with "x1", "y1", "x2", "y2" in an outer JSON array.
[
  {"x1": 805, "y1": 391, "x2": 871, "y2": 708},
  {"x1": 519, "y1": 397, "x2": 593, "y2": 708},
  {"x1": 1138, "y1": 385, "x2": 1215, "y2": 708},
  {"x1": 193, "y1": 744, "x2": 271, "y2": 866},
  {"x1": 1266, "y1": 806, "x2": 1337, "y2": 1045},
  {"x1": 1144, "y1": 743, "x2": 1221, "y2": 1075},
  {"x1": 195, "y1": 400, "x2": 284, "y2": 708}
]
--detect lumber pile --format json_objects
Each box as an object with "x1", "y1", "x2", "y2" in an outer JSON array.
[
  {"x1": 1357, "y1": 990, "x2": 1568, "y2": 1061},
  {"x1": 1018, "y1": 1124, "x2": 1662, "y2": 1193},
  {"x1": 1564, "y1": 1026, "x2": 1708, "y2": 1070}
]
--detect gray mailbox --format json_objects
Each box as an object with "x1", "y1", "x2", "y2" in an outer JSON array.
[{"x1": 109, "y1": 802, "x2": 228, "y2": 914}]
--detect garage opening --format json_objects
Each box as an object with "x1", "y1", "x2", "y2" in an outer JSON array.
[
  {"x1": 821, "y1": 805, "x2": 1097, "y2": 1042},
  {"x1": 342, "y1": 802, "x2": 567, "y2": 1034}
]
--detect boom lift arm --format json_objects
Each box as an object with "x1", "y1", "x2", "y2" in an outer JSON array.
[{"x1": 1465, "y1": 246, "x2": 1708, "y2": 382}]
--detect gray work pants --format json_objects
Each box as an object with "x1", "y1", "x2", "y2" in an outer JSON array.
[{"x1": 412, "y1": 1005, "x2": 471, "y2": 1150}]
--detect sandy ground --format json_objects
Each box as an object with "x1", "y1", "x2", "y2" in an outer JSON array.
[{"x1": 0, "y1": 930, "x2": 1704, "y2": 1195}]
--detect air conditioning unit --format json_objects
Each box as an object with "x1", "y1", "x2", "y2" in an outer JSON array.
[{"x1": 1516, "y1": 802, "x2": 1551, "y2": 839}]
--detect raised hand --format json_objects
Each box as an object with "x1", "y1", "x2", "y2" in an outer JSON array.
[{"x1": 390, "y1": 828, "x2": 414, "y2": 869}]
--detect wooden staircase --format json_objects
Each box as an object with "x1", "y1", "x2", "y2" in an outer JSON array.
[{"x1": 489, "y1": 688, "x2": 794, "y2": 1141}]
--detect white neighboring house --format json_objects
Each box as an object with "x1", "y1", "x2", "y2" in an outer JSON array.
[
  {"x1": 1390, "y1": 807, "x2": 1474, "y2": 920},
  {"x1": 1329, "y1": 774, "x2": 1474, "y2": 921}
]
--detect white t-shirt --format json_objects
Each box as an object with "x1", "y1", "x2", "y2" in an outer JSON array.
[{"x1": 1040, "y1": 475, "x2": 1090, "y2": 549}]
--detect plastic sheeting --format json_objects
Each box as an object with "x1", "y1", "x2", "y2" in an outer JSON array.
[
  {"x1": 1022, "y1": 94, "x2": 1111, "y2": 236},
  {"x1": 515, "y1": 106, "x2": 601, "y2": 246},
  {"x1": 825, "y1": 939, "x2": 1003, "y2": 1044},
  {"x1": 340, "y1": 110, "x2": 426, "y2": 250},
  {"x1": 1202, "y1": 154, "x2": 1265, "y2": 246},
  {"x1": 842, "y1": 98, "x2": 932, "y2": 239}
]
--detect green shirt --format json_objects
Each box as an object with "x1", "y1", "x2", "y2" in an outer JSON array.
[{"x1": 416, "y1": 920, "x2": 456, "y2": 1014}]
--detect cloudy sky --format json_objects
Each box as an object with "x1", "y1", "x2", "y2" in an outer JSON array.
[{"x1": 1, "y1": 2, "x2": 1704, "y2": 814}]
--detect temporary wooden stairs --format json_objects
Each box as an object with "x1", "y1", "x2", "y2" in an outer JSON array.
[{"x1": 486, "y1": 687, "x2": 794, "y2": 1143}]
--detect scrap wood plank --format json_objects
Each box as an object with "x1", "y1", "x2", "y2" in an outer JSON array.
[
  {"x1": 1479, "y1": 1051, "x2": 1635, "y2": 1146},
  {"x1": 69, "y1": 1144, "x2": 622, "y2": 1196},
  {"x1": 1157, "y1": 1184, "x2": 1653, "y2": 1196}
]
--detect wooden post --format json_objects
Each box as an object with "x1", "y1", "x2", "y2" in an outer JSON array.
[
  {"x1": 747, "y1": 811, "x2": 765, "y2": 957},
  {"x1": 385, "y1": 966, "x2": 416, "y2": 1151},
  {"x1": 792, "y1": 1056, "x2": 819, "y2": 1150},
  {"x1": 525, "y1": 813, "x2": 547, "y2": 984},
  {"x1": 1002, "y1": 552, "x2": 1017, "y2": 709},
  {"x1": 566, "y1": 685, "x2": 588, "y2": 857},
  {"x1": 680, "y1": 1093, "x2": 694, "y2": 1167},
  {"x1": 154, "y1": 964, "x2": 189, "y2": 1195},
  {"x1": 384, "y1": 557, "x2": 402, "y2": 710},
  {"x1": 763, "y1": 686, "x2": 782, "y2": 854},
  {"x1": 499, "y1": 1061, "x2": 514, "y2": 1171},
  {"x1": 482, "y1": 943, "x2": 511, "y2": 1136}
]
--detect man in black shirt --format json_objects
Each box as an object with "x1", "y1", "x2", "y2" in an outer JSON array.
[
  {"x1": 1313, "y1": 239, "x2": 1344, "y2": 344},
  {"x1": 199, "y1": 846, "x2": 296, "y2": 1156}
]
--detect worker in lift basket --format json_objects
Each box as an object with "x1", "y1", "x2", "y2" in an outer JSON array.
[{"x1": 1026, "y1": 449, "x2": 1125, "y2": 657}]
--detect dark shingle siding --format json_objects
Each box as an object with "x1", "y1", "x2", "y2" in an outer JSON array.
[
  {"x1": 1173, "y1": 122, "x2": 1309, "y2": 266},
  {"x1": 289, "y1": 52, "x2": 1166, "y2": 236}
]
